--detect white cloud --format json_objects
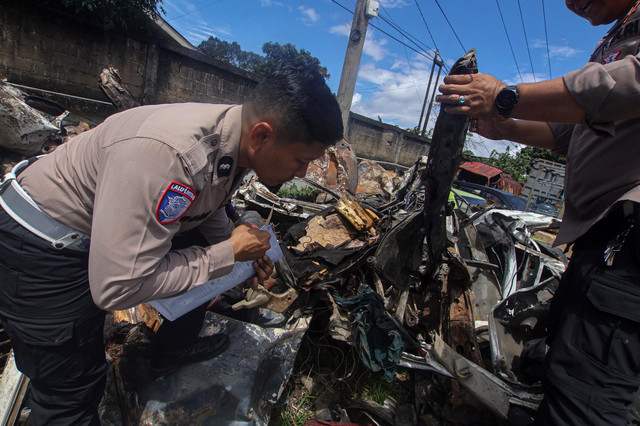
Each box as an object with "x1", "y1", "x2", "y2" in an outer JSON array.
[
  {"x1": 345, "y1": 54, "x2": 515, "y2": 156},
  {"x1": 532, "y1": 39, "x2": 581, "y2": 60},
  {"x1": 504, "y1": 72, "x2": 549, "y2": 86},
  {"x1": 261, "y1": 0, "x2": 283, "y2": 6},
  {"x1": 183, "y1": 24, "x2": 232, "y2": 45},
  {"x1": 329, "y1": 23, "x2": 350, "y2": 37},
  {"x1": 363, "y1": 30, "x2": 390, "y2": 61},
  {"x1": 329, "y1": 24, "x2": 390, "y2": 61},
  {"x1": 350, "y1": 59, "x2": 442, "y2": 129},
  {"x1": 380, "y1": 0, "x2": 410, "y2": 8},
  {"x1": 299, "y1": 6, "x2": 320, "y2": 23},
  {"x1": 548, "y1": 45, "x2": 581, "y2": 59}
]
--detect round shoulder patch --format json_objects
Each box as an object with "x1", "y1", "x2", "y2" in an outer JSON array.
[{"x1": 156, "y1": 182, "x2": 197, "y2": 224}]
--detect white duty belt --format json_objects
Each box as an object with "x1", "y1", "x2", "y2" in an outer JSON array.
[{"x1": 0, "y1": 157, "x2": 90, "y2": 251}]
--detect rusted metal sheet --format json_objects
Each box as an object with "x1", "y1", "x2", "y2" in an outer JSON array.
[
  {"x1": 356, "y1": 158, "x2": 398, "y2": 197},
  {"x1": 334, "y1": 197, "x2": 377, "y2": 233},
  {"x1": 305, "y1": 139, "x2": 358, "y2": 196},
  {"x1": 459, "y1": 161, "x2": 502, "y2": 179},
  {"x1": 113, "y1": 304, "x2": 163, "y2": 333},
  {"x1": 292, "y1": 213, "x2": 360, "y2": 253}
]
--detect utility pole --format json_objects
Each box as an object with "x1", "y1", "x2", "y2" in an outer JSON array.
[
  {"x1": 336, "y1": 0, "x2": 378, "y2": 136},
  {"x1": 421, "y1": 59, "x2": 443, "y2": 137},
  {"x1": 417, "y1": 51, "x2": 439, "y2": 132}
]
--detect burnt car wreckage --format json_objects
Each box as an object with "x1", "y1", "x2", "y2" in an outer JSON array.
[{"x1": 0, "y1": 52, "x2": 614, "y2": 425}]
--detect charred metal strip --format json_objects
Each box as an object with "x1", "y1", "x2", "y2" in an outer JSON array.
[
  {"x1": 428, "y1": 334, "x2": 515, "y2": 420},
  {"x1": 301, "y1": 177, "x2": 343, "y2": 200},
  {"x1": 422, "y1": 49, "x2": 478, "y2": 268},
  {"x1": 462, "y1": 259, "x2": 500, "y2": 271},
  {"x1": 369, "y1": 209, "x2": 424, "y2": 290}
]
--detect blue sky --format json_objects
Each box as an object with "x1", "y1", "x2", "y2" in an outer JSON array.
[{"x1": 161, "y1": 0, "x2": 607, "y2": 156}]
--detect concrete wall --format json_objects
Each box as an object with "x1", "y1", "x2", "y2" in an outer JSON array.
[
  {"x1": 0, "y1": 1, "x2": 258, "y2": 124},
  {"x1": 347, "y1": 113, "x2": 430, "y2": 167},
  {"x1": 0, "y1": 1, "x2": 430, "y2": 167}
]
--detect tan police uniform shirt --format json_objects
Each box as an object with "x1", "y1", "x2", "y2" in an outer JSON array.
[
  {"x1": 19, "y1": 103, "x2": 249, "y2": 310},
  {"x1": 549, "y1": 5, "x2": 640, "y2": 246}
]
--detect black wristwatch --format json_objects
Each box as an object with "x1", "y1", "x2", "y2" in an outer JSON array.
[{"x1": 495, "y1": 85, "x2": 519, "y2": 118}]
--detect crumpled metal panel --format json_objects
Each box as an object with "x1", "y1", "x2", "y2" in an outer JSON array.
[
  {"x1": 111, "y1": 312, "x2": 310, "y2": 426},
  {"x1": 292, "y1": 213, "x2": 361, "y2": 253},
  {"x1": 356, "y1": 159, "x2": 398, "y2": 197},
  {"x1": 0, "y1": 81, "x2": 58, "y2": 156},
  {"x1": 370, "y1": 210, "x2": 424, "y2": 290},
  {"x1": 305, "y1": 139, "x2": 358, "y2": 196}
]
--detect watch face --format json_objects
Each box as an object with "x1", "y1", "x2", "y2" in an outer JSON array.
[{"x1": 496, "y1": 88, "x2": 518, "y2": 108}]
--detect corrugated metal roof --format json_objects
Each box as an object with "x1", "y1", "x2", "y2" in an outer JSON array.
[{"x1": 459, "y1": 161, "x2": 502, "y2": 178}]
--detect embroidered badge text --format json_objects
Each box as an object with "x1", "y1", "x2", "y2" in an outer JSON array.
[{"x1": 156, "y1": 182, "x2": 197, "y2": 224}]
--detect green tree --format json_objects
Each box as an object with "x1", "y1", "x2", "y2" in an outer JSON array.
[
  {"x1": 198, "y1": 38, "x2": 329, "y2": 79},
  {"x1": 198, "y1": 37, "x2": 245, "y2": 66},
  {"x1": 481, "y1": 146, "x2": 566, "y2": 184},
  {"x1": 35, "y1": 0, "x2": 164, "y2": 30}
]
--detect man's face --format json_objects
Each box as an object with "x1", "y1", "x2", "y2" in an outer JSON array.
[
  {"x1": 565, "y1": 0, "x2": 636, "y2": 25},
  {"x1": 252, "y1": 138, "x2": 328, "y2": 187}
]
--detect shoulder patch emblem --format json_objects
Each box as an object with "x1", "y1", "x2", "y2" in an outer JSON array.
[
  {"x1": 217, "y1": 156, "x2": 234, "y2": 177},
  {"x1": 156, "y1": 182, "x2": 197, "y2": 224},
  {"x1": 602, "y1": 49, "x2": 622, "y2": 64}
]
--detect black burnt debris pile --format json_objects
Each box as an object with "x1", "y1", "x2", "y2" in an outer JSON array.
[{"x1": 1, "y1": 57, "x2": 570, "y2": 426}]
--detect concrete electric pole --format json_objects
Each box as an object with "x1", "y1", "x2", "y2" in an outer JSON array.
[{"x1": 336, "y1": 0, "x2": 378, "y2": 136}]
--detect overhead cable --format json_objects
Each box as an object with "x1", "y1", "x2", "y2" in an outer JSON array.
[
  {"x1": 541, "y1": 0, "x2": 553, "y2": 79},
  {"x1": 495, "y1": 0, "x2": 523, "y2": 83},
  {"x1": 433, "y1": 0, "x2": 466, "y2": 53},
  {"x1": 377, "y1": 9, "x2": 448, "y2": 72},
  {"x1": 413, "y1": 0, "x2": 439, "y2": 54},
  {"x1": 329, "y1": 0, "x2": 436, "y2": 62},
  {"x1": 377, "y1": 13, "x2": 435, "y2": 58},
  {"x1": 516, "y1": 0, "x2": 536, "y2": 81},
  {"x1": 166, "y1": 0, "x2": 226, "y2": 21}
]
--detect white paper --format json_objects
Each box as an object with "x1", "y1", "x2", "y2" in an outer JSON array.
[{"x1": 150, "y1": 225, "x2": 283, "y2": 321}]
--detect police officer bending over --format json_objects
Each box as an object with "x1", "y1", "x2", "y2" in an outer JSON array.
[
  {"x1": 0, "y1": 62, "x2": 343, "y2": 425},
  {"x1": 438, "y1": 0, "x2": 640, "y2": 424}
]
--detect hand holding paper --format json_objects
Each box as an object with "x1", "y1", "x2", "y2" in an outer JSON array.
[{"x1": 150, "y1": 224, "x2": 284, "y2": 321}]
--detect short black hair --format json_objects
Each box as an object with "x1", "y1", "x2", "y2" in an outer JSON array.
[{"x1": 244, "y1": 61, "x2": 343, "y2": 146}]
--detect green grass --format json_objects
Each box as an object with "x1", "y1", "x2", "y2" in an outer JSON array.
[
  {"x1": 277, "y1": 183, "x2": 316, "y2": 199},
  {"x1": 354, "y1": 369, "x2": 409, "y2": 406},
  {"x1": 273, "y1": 394, "x2": 316, "y2": 426}
]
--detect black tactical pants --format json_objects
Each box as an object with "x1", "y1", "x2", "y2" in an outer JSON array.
[
  {"x1": 538, "y1": 214, "x2": 640, "y2": 425},
  {"x1": 0, "y1": 208, "x2": 106, "y2": 425},
  {"x1": 0, "y1": 207, "x2": 210, "y2": 425}
]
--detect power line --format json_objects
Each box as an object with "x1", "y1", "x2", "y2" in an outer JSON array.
[
  {"x1": 378, "y1": 4, "x2": 433, "y2": 53},
  {"x1": 166, "y1": 0, "x2": 226, "y2": 22},
  {"x1": 377, "y1": 4, "x2": 421, "y2": 102},
  {"x1": 328, "y1": 0, "x2": 436, "y2": 62},
  {"x1": 516, "y1": 0, "x2": 536, "y2": 81},
  {"x1": 376, "y1": 8, "x2": 449, "y2": 73},
  {"x1": 541, "y1": 0, "x2": 553, "y2": 79},
  {"x1": 413, "y1": 0, "x2": 439, "y2": 55},
  {"x1": 377, "y1": 13, "x2": 434, "y2": 59},
  {"x1": 495, "y1": 0, "x2": 523, "y2": 83},
  {"x1": 433, "y1": 0, "x2": 466, "y2": 53}
]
